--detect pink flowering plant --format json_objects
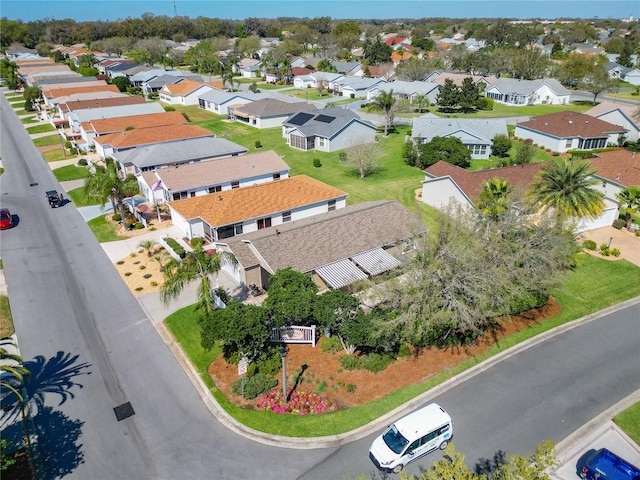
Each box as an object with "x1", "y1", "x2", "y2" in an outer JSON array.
[{"x1": 256, "y1": 388, "x2": 337, "y2": 415}]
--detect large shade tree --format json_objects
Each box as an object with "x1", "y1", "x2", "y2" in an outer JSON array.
[
  {"x1": 527, "y1": 158, "x2": 605, "y2": 224},
  {"x1": 161, "y1": 246, "x2": 237, "y2": 317},
  {"x1": 262, "y1": 268, "x2": 318, "y2": 327}
]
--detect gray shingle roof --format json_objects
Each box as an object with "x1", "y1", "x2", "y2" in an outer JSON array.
[
  {"x1": 488, "y1": 77, "x2": 570, "y2": 96},
  {"x1": 283, "y1": 107, "x2": 375, "y2": 139},
  {"x1": 412, "y1": 117, "x2": 508, "y2": 144},
  {"x1": 113, "y1": 137, "x2": 248, "y2": 168},
  {"x1": 226, "y1": 200, "x2": 426, "y2": 273},
  {"x1": 198, "y1": 89, "x2": 266, "y2": 104},
  {"x1": 232, "y1": 98, "x2": 312, "y2": 117},
  {"x1": 375, "y1": 80, "x2": 439, "y2": 95}
]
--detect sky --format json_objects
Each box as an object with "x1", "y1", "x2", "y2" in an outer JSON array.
[{"x1": 1, "y1": 0, "x2": 639, "y2": 23}]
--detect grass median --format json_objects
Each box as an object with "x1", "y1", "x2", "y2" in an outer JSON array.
[{"x1": 165, "y1": 254, "x2": 640, "y2": 436}]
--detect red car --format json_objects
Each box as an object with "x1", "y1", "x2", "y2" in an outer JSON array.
[{"x1": 0, "y1": 208, "x2": 13, "y2": 229}]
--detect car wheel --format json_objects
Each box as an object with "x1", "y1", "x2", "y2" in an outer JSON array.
[
  {"x1": 439, "y1": 440, "x2": 448, "y2": 450},
  {"x1": 392, "y1": 464, "x2": 404, "y2": 474}
]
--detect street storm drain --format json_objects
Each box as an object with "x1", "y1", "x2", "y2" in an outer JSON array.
[{"x1": 113, "y1": 402, "x2": 135, "y2": 421}]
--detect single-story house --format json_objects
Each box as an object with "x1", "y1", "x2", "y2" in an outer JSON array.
[
  {"x1": 233, "y1": 58, "x2": 262, "y2": 78},
  {"x1": 112, "y1": 136, "x2": 248, "y2": 175},
  {"x1": 79, "y1": 110, "x2": 188, "y2": 146},
  {"x1": 421, "y1": 160, "x2": 619, "y2": 232},
  {"x1": 293, "y1": 72, "x2": 345, "y2": 90},
  {"x1": 217, "y1": 200, "x2": 426, "y2": 291},
  {"x1": 282, "y1": 107, "x2": 378, "y2": 152},
  {"x1": 587, "y1": 150, "x2": 640, "y2": 213},
  {"x1": 197, "y1": 89, "x2": 266, "y2": 116},
  {"x1": 168, "y1": 174, "x2": 347, "y2": 242},
  {"x1": 93, "y1": 124, "x2": 214, "y2": 160},
  {"x1": 514, "y1": 111, "x2": 627, "y2": 152},
  {"x1": 367, "y1": 80, "x2": 440, "y2": 105},
  {"x1": 332, "y1": 61, "x2": 362, "y2": 76},
  {"x1": 604, "y1": 61, "x2": 640, "y2": 86},
  {"x1": 585, "y1": 102, "x2": 640, "y2": 143},
  {"x1": 485, "y1": 78, "x2": 571, "y2": 106},
  {"x1": 67, "y1": 102, "x2": 166, "y2": 133},
  {"x1": 42, "y1": 84, "x2": 120, "y2": 107},
  {"x1": 424, "y1": 71, "x2": 497, "y2": 88},
  {"x1": 158, "y1": 79, "x2": 216, "y2": 106},
  {"x1": 333, "y1": 77, "x2": 386, "y2": 98},
  {"x1": 412, "y1": 117, "x2": 509, "y2": 159},
  {"x1": 228, "y1": 98, "x2": 313, "y2": 129},
  {"x1": 58, "y1": 95, "x2": 146, "y2": 121},
  {"x1": 138, "y1": 149, "x2": 290, "y2": 203}
]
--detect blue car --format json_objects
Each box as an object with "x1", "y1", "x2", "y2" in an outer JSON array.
[{"x1": 580, "y1": 448, "x2": 640, "y2": 480}]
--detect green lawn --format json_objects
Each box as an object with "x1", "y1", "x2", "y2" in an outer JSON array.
[
  {"x1": 254, "y1": 83, "x2": 289, "y2": 90},
  {"x1": 13, "y1": 109, "x2": 30, "y2": 116},
  {"x1": 66, "y1": 186, "x2": 99, "y2": 207},
  {"x1": 430, "y1": 101, "x2": 594, "y2": 119},
  {"x1": 607, "y1": 92, "x2": 640, "y2": 102},
  {"x1": 42, "y1": 149, "x2": 70, "y2": 162},
  {"x1": 26, "y1": 123, "x2": 55, "y2": 134},
  {"x1": 614, "y1": 401, "x2": 640, "y2": 445},
  {"x1": 33, "y1": 134, "x2": 62, "y2": 147},
  {"x1": 165, "y1": 254, "x2": 640, "y2": 436},
  {"x1": 283, "y1": 88, "x2": 335, "y2": 102},
  {"x1": 87, "y1": 215, "x2": 128, "y2": 242},
  {"x1": 20, "y1": 116, "x2": 37, "y2": 124},
  {"x1": 52, "y1": 164, "x2": 90, "y2": 181}
]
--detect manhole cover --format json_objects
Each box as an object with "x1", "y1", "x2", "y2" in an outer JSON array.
[{"x1": 113, "y1": 402, "x2": 135, "y2": 421}]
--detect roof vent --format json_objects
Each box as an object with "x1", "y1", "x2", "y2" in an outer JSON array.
[{"x1": 568, "y1": 120, "x2": 573, "y2": 124}]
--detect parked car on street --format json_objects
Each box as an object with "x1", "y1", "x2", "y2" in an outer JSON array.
[
  {"x1": 0, "y1": 208, "x2": 13, "y2": 229},
  {"x1": 46, "y1": 190, "x2": 64, "y2": 208}
]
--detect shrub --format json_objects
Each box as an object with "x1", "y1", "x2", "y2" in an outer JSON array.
[
  {"x1": 77, "y1": 158, "x2": 88, "y2": 166},
  {"x1": 582, "y1": 239, "x2": 597, "y2": 251},
  {"x1": 346, "y1": 384, "x2": 356, "y2": 393},
  {"x1": 135, "y1": 287, "x2": 143, "y2": 291},
  {"x1": 135, "y1": 222, "x2": 144, "y2": 229},
  {"x1": 190, "y1": 237, "x2": 205, "y2": 248},
  {"x1": 163, "y1": 105, "x2": 176, "y2": 111},
  {"x1": 320, "y1": 336, "x2": 342, "y2": 354},
  {"x1": 313, "y1": 158, "x2": 321, "y2": 168},
  {"x1": 143, "y1": 273, "x2": 152, "y2": 279},
  {"x1": 150, "y1": 281, "x2": 158, "y2": 287},
  {"x1": 611, "y1": 248, "x2": 621, "y2": 257},
  {"x1": 116, "y1": 260, "x2": 125, "y2": 265},
  {"x1": 552, "y1": 152, "x2": 560, "y2": 156},
  {"x1": 255, "y1": 140, "x2": 262, "y2": 149},
  {"x1": 397, "y1": 343, "x2": 411, "y2": 358},
  {"x1": 231, "y1": 372, "x2": 278, "y2": 400},
  {"x1": 600, "y1": 243, "x2": 611, "y2": 256},
  {"x1": 316, "y1": 381, "x2": 327, "y2": 393},
  {"x1": 65, "y1": 141, "x2": 72, "y2": 148},
  {"x1": 124, "y1": 272, "x2": 132, "y2": 276},
  {"x1": 338, "y1": 152, "x2": 348, "y2": 163},
  {"x1": 112, "y1": 213, "x2": 122, "y2": 222},
  {"x1": 360, "y1": 352, "x2": 394, "y2": 373},
  {"x1": 508, "y1": 290, "x2": 549, "y2": 314},
  {"x1": 139, "y1": 265, "x2": 146, "y2": 270},
  {"x1": 612, "y1": 218, "x2": 625, "y2": 229},
  {"x1": 339, "y1": 354, "x2": 360, "y2": 371}
]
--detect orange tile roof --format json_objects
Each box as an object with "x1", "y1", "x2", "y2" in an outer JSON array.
[
  {"x1": 517, "y1": 111, "x2": 626, "y2": 138},
  {"x1": 15, "y1": 58, "x2": 55, "y2": 65},
  {"x1": 87, "y1": 111, "x2": 187, "y2": 135},
  {"x1": 169, "y1": 175, "x2": 347, "y2": 226},
  {"x1": 161, "y1": 79, "x2": 211, "y2": 96},
  {"x1": 43, "y1": 84, "x2": 117, "y2": 98},
  {"x1": 18, "y1": 65, "x2": 74, "y2": 75},
  {"x1": 61, "y1": 95, "x2": 145, "y2": 112},
  {"x1": 95, "y1": 124, "x2": 212, "y2": 149},
  {"x1": 391, "y1": 50, "x2": 412, "y2": 63},
  {"x1": 589, "y1": 150, "x2": 640, "y2": 186}
]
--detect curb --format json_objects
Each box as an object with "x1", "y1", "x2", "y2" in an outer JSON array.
[{"x1": 149, "y1": 295, "x2": 640, "y2": 449}]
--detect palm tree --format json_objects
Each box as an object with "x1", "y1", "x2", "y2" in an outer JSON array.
[
  {"x1": 1, "y1": 341, "x2": 35, "y2": 477},
  {"x1": 83, "y1": 159, "x2": 139, "y2": 226},
  {"x1": 476, "y1": 178, "x2": 512, "y2": 220},
  {"x1": 616, "y1": 186, "x2": 640, "y2": 228},
  {"x1": 138, "y1": 240, "x2": 157, "y2": 257},
  {"x1": 527, "y1": 158, "x2": 605, "y2": 224},
  {"x1": 161, "y1": 246, "x2": 237, "y2": 316},
  {"x1": 370, "y1": 90, "x2": 396, "y2": 136},
  {"x1": 412, "y1": 93, "x2": 429, "y2": 113}
]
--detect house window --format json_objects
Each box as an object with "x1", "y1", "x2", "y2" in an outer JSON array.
[
  {"x1": 282, "y1": 211, "x2": 291, "y2": 222},
  {"x1": 273, "y1": 173, "x2": 281, "y2": 180},
  {"x1": 234, "y1": 223, "x2": 243, "y2": 235},
  {"x1": 231, "y1": 181, "x2": 240, "y2": 189},
  {"x1": 328, "y1": 199, "x2": 336, "y2": 212},
  {"x1": 257, "y1": 217, "x2": 272, "y2": 229},
  {"x1": 190, "y1": 192, "x2": 196, "y2": 198},
  {"x1": 469, "y1": 145, "x2": 487, "y2": 155},
  {"x1": 565, "y1": 139, "x2": 572, "y2": 148},
  {"x1": 172, "y1": 192, "x2": 180, "y2": 201},
  {"x1": 208, "y1": 185, "x2": 222, "y2": 193},
  {"x1": 317, "y1": 138, "x2": 325, "y2": 147}
]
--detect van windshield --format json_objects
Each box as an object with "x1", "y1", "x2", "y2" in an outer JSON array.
[{"x1": 382, "y1": 425, "x2": 409, "y2": 454}]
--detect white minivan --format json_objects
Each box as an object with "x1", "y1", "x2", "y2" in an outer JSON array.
[{"x1": 369, "y1": 403, "x2": 453, "y2": 473}]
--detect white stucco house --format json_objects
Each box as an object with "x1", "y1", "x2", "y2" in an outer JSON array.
[
  {"x1": 514, "y1": 111, "x2": 627, "y2": 153},
  {"x1": 228, "y1": 98, "x2": 314, "y2": 129},
  {"x1": 158, "y1": 79, "x2": 216, "y2": 106},
  {"x1": 197, "y1": 89, "x2": 266, "y2": 116},
  {"x1": 333, "y1": 77, "x2": 386, "y2": 98},
  {"x1": 585, "y1": 102, "x2": 640, "y2": 143},
  {"x1": 168, "y1": 175, "x2": 347, "y2": 242},
  {"x1": 485, "y1": 78, "x2": 571, "y2": 106},
  {"x1": 412, "y1": 116, "x2": 509, "y2": 159},
  {"x1": 367, "y1": 80, "x2": 440, "y2": 105}
]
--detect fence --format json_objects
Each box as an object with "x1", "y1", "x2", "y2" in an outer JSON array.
[{"x1": 270, "y1": 325, "x2": 317, "y2": 347}]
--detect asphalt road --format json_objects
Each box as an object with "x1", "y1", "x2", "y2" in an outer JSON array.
[{"x1": 1, "y1": 91, "x2": 639, "y2": 480}]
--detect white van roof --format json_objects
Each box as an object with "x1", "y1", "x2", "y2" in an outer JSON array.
[{"x1": 394, "y1": 403, "x2": 451, "y2": 440}]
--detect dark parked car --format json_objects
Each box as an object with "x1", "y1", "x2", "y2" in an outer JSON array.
[
  {"x1": 0, "y1": 208, "x2": 12, "y2": 229},
  {"x1": 46, "y1": 190, "x2": 64, "y2": 208}
]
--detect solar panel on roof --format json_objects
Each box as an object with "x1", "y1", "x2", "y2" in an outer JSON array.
[
  {"x1": 315, "y1": 114, "x2": 335, "y2": 123},
  {"x1": 288, "y1": 112, "x2": 314, "y2": 126}
]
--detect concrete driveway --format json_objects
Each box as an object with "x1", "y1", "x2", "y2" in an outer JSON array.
[{"x1": 580, "y1": 226, "x2": 640, "y2": 267}]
